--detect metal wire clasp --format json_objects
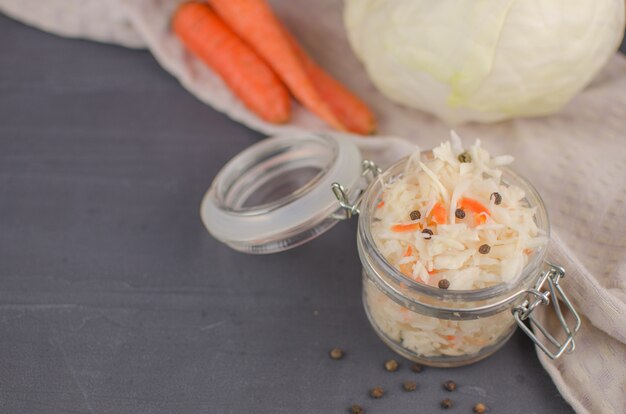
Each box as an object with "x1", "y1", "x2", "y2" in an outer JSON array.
[
  {"x1": 512, "y1": 262, "x2": 581, "y2": 359},
  {"x1": 331, "y1": 160, "x2": 381, "y2": 220}
]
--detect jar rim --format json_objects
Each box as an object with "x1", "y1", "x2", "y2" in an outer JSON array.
[{"x1": 358, "y1": 153, "x2": 550, "y2": 303}]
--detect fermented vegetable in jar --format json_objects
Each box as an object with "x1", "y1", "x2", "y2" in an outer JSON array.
[{"x1": 357, "y1": 133, "x2": 578, "y2": 366}]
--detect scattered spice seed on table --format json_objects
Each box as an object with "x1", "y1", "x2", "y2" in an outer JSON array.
[
  {"x1": 438, "y1": 279, "x2": 450, "y2": 289},
  {"x1": 402, "y1": 381, "x2": 417, "y2": 391},
  {"x1": 350, "y1": 404, "x2": 364, "y2": 414},
  {"x1": 455, "y1": 208, "x2": 466, "y2": 219},
  {"x1": 410, "y1": 210, "x2": 421, "y2": 220},
  {"x1": 329, "y1": 347, "x2": 344, "y2": 360},
  {"x1": 370, "y1": 387, "x2": 385, "y2": 399},
  {"x1": 410, "y1": 363, "x2": 424, "y2": 373},
  {"x1": 384, "y1": 359, "x2": 399, "y2": 372},
  {"x1": 478, "y1": 244, "x2": 491, "y2": 254},
  {"x1": 422, "y1": 228, "x2": 434, "y2": 239},
  {"x1": 474, "y1": 402, "x2": 487, "y2": 413},
  {"x1": 491, "y1": 192, "x2": 502, "y2": 205},
  {"x1": 441, "y1": 398, "x2": 453, "y2": 409},
  {"x1": 443, "y1": 380, "x2": 457, "y2": 391}
]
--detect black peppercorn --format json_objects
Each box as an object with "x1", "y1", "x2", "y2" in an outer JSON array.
[
  {"x1": 402, "y1": 381, "x2": 417, "y2": 392},
  {"x1": 329, "y1": 347, "x2": 344, "y2": 360},
  {"x1": 370, "y1": 387, "x2": 384, "y2": 399},
  {"x1": 438, "y1": 279, "x2": 450, "y2": 290},
  {"x1": 350, "y1": 405, "x2": 364, "y2": 414},
  {"x1": 458, "y1": 152, "x2": 472, "y2": 163},
  {"x1": 478, "y1": 244, "x2": 491, "y2": 254},
  {"x1": 410, "y1": 210, "x2": 421, "y2": 221},
  {"x1": 443, "y1": 380, "x2": 457, "y2": 391},
  {"x1": 384, "y1": 359, "x2": 399, "y2": 372},
  {"x1": 455, "y1": 208, "x2": 465, "y2": 219},
  {"x1": 441, "y1": 398, "x2": 453, "y2": 409},
  {"x1": 490, "y1": 192, "x2": 502, "y2": 205},
  {"x1": 422, "y1": 228, "x2": 434, "y2": 239},
  {"x1": 410, "y1": 363, "x2": 424, "y2": 373},
  {"x1": 474, "y1": 403, "x2": 487, "y2": 413}
]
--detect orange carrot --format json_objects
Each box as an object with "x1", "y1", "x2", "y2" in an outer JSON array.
[
  {"x1": 207, "y1": 0, "x2": 345, "y2": 131},
  {"x1": 282, "y1": 30, "x2": 377, "y2": 135},
  {"x1": 377, "y1": 200, "x2": 385, "y2": 209},
  {"x1": 391, "y1": 223, "x2": 421, "y2": 232},
  {"x1": 399, "y1": 263, "x2": 413, "y2": 277},
  {"x1": 458, "y1": 197, "x2": 490, "y2": 224},
  {"x1": 458, "y1": 198, "x2": 489, "y2": 215},
  {"x1": 172, "y1": 2, "x2": 290, "y2": 123},
  {"x1": 430, "y1": 202, "x2": 447, "y2": 225},
  {"x1": 446, "y1": 335, "x2": 456, "y2": 341},
  {"x1": 404, "y1": 245, "x2": 413, "y2": 257}
]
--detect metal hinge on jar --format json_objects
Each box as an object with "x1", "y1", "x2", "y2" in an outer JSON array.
[
  {"x1": 331, "y1": 160, "x2": 381, "y2": 219},
  {"x1": 513, "y1": 262, "x2": 581, "y2": 360}
]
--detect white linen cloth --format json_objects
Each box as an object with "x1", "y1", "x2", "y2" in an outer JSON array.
[{"x1": 2, "y1": 1, "x2": 624, "y2": 412}]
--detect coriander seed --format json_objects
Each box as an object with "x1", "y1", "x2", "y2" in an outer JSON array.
[
  {"x1": 441, "y1": 398, "x2": 453, "y2": 409},
  {"x1": 410, "y1": 363, "x2": 423, "y2": 373},
  {"x1": 350, "y1": 404, "x2": 364, "y2": 414},
  {"x1": 458, "y1": 152, "x2": 472, "y2": 163},
  {"x1": 443, "y1": 380, "x2": 457, "y2": 391},
  {"x1": 491, "y1": 192, "x2": 502, "y2": 205},
  {"x1": 410, "y1": 210, "x2": 421, "y2": 221},
  {"x1": 422, "y1": 228, "x2": 434, "y2": 239},
  {"x1": 329, "y1": 347, "x2": 344, "y2": 360},
  {"x1": 474, "y1": 402, "x2": 487, "y2": 413},
  {"x1": 384, "y1": 359, "x2": 399, "y2": 372},
  {"x1": 402, "y1": 381, "x2": 417, "y2": 392},
  {"x1": 455, "y1": 208, "x2": 466, "y2": 219},
  {"x1": 438, "y1": 279, "x2": 450, "y2": 290},
  {"x1": 370, "y1": 387, "x2": 384, "y2": 399},
  {"x1": 478, "y1": 244, "x2": 491, "y2": 254}
]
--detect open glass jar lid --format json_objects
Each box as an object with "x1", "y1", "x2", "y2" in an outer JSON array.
[
  {"x1": 201, "y1": 133, "x2": 367, "y2": 254},
  {"x1": 201, "y1": 133, "x2": 580, "y2": 364}
]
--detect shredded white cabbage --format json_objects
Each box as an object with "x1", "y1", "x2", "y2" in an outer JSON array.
[
  {"x1": 372, "y1": 136, "x2": 543, "y2": 290},
  {"x1": 365, "y1": 278, "x2": 515, "y2": 358},
  {"x1": 366, "y1": 135, "x2": 547, "y2": 360}
]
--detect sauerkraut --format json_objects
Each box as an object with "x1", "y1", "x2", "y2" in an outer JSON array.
[
  {"x1": 365, "y1": 133, "x2": 547, "y2": 360},
  {"x1": 364, "y1": 278, "x2": 515, "y2": 358}
]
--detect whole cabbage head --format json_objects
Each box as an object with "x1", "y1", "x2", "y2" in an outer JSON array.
[{"x1": 344, "y1": 0, "x2": 625, "y2": 124}]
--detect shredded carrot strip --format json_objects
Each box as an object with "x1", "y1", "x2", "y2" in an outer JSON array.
[
  {"x1": 377, "y1": 200, "x2": 385, "y2": 209},
  {"x1": 399, "y1": 263, "x2": 413, "y2": 276},
  {"x1": 430, "y1": 202, "x2": 447, "y2": 224},
  {"x1": 404, "y1": 245, "x2": 413, "y2": 257},
  {"x1": 458, "y1": 197, "x2": 490, "y2": 225},
  {"x1": 391, "y1": 223, "x2": 421, "y2": 232},
  {"x1": 458, "y1": 197, "x2": 489, "y2": 215},
  {"x1": 446, "y1": 335, "x2": 456, "y2": 341}
]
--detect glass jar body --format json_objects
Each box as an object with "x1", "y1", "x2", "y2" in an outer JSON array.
[
  {"x1": 362, "y1": 270, "x2": 519, "y2": 367},
  {"x1": 356, "y1": 156, "x2": 550, "y2": 367}
]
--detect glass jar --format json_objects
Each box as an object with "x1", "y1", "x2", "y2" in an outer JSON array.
[
  {"x1": 356, "y1": 155, "x2": 580, "y2": 367},
  {"x1": 202, "y1": 133, "x2": 580, "y2": 367}
]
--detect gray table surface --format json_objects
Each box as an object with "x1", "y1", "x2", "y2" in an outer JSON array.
[{"x1": 2, "y1": 14, "x2": 624, "y2": 414}]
